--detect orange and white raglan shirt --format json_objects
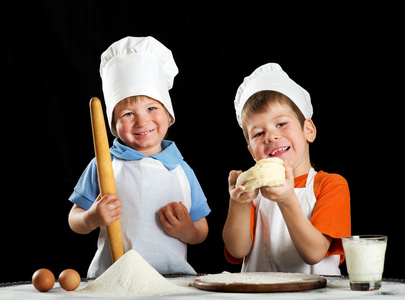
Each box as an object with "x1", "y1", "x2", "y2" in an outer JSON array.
[{"x1": 225, "y1": 169, "x2": 351, "y2": 275}]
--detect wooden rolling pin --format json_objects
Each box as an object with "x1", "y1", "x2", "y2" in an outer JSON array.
[{"x1": 90, "y1": 97, "x2": 124, "y2": 263}]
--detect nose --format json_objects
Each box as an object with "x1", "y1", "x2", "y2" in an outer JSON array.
[
  {"x1": 134, "y1": 112, "x2": 150, "y2": 127},
  {"x1": 264, "y1": 132, "x2": 279, "y2": 144}
]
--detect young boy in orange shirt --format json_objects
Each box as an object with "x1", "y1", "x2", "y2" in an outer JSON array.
[{"x1": 223, "y1": 63, "x2": 351, "y2": 275}]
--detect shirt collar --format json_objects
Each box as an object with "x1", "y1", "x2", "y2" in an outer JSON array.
[{"x1": 110, "y1": 138, "x2": 183, "y2": 171}]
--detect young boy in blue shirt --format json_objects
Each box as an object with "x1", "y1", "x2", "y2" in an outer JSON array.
[{"x1": 68, "y1": 36, "x2": 210, "y2": 277}]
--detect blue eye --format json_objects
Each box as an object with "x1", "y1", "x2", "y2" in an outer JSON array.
[
  {"x1": 147, "y1": 107, "x2": 157, "y2": 112},
  {"x1": 123, "y1": 112, "x2": 134, "y2": 117}
]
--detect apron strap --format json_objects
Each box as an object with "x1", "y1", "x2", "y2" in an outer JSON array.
[{"x1": 305, "y1": 168, "x2": 317, "y2": 216}]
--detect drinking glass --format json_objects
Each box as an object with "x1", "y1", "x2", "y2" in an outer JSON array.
[{"x1": 342, "y1": 235, "x2": 387, "y2": 291}]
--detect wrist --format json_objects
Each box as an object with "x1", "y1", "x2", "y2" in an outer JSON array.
[
  {"x1": 229, "y1": 197, "x2": 252, "y2": 209},
  {"x1": 276, "y1": 192, "x2": 299, "y2": 210},
  {"x1": 84, "y1": 210, "x2": 98, "y2": 232},
  {"x1": 178, "y1": 225, "x2": 196, "y2": 244}
]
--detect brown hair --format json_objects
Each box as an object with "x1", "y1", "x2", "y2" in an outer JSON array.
[{"x1": 241, "y1": 91, "x2": 306, "y2": 143}]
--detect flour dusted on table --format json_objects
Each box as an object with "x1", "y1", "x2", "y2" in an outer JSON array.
[
  {"x1": 197, "y1": 271, "x2": 311, "y2": 284},
  {"x1": 80, "y1": 250, "x2": 186, "y2": 296}
]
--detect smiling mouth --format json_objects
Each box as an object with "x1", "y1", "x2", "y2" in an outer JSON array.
[
  {"x1": 269, "y1": 146, "x2": 290, "y2": 156},
  {"x1": 134, "y1": 129, "x2": 155, "y2": 136}
]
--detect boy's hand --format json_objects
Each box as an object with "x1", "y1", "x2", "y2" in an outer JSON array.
[
  {"x1": 260, "y1": 164, "x2": 295, "y2": 203},
  {"x1": 86, "y1": 194, "x2": 122, "y2": 229},
  {"x1": 159, "y1": 202, "x2": 195, "y2": 242},
  {"x1": 229, "y1": 170, "x2": 258, "y2": 203}
]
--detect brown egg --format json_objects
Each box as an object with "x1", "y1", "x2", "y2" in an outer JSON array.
[
  {"x1": 32, "y1": 268, "x2": 55, "y2": 292},
  {"x1": 58, "y1": 269, "x2": 81, "y2": 291}
]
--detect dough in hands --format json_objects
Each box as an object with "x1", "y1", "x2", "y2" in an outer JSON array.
[{"x1": 235, "y1": 157, "x2": 285, "y2": 192}]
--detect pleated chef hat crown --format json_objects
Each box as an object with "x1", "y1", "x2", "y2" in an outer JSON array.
[
  {"x1": 234, "y1": 63, "x2": 312, "y2": 127},
  {"x1": 100, "y1": 36, "x2": 178, "y2": 134}
]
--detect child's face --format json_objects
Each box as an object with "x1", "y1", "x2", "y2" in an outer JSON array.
[
  {"x1": 113, "y1": 96, "x2": 170, "y2": 156},
  {"x1": 244, "y1": 103, "x2": 316, "y2": 175}
]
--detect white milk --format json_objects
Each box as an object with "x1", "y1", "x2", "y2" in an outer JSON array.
[{"x1": 343, "y1": 239, "x2": 387, "y2": 282}]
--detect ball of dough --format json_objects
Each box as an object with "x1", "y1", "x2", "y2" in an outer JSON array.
[{"x1": 235, "y1": 157, "x2": 285, "y2": 192}]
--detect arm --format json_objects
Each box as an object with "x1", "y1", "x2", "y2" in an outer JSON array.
[
  {"x1": 277, "y1": 197, "x2": 332, "y2": 265},
  {"x1": 222, "y1": 170, "x2": 258, "y2": 259},
  {"x1": 68, "y1": 194, "x2": 122, "y2": 235},
  {"x1": 260, "y1": 165, "x2": 331, "y2": 265},
  {"x1": 159, "y1": 202, "x2": 208, "y2": 244},
  {"x1": 188, "y1": 217, "x2": 209, "y2": 244}
]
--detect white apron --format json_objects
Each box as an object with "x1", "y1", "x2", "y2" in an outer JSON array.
[
  {"x1": 242, "y1": 168, "x2": 340, "y2": 275},
  {"x1": 87, "y1": 157, "x2": 196, "y2": 278}
]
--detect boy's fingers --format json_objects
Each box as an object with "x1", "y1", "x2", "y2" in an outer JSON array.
[
  {"x1": 229, "y1": 170, "x2": 242, "y2": 187},
  {"x1": 162, "y1": 204, "x2": 179, "y2": 225},
  {"x1": 172, "y1": 202, "x2": 187, "y2": 218},
  {"x1": 108, "y1": 201, "x2": 122, "y2": 211},
  {"x1": 285, "y1": 165, "x2": 294, "y2": 180},
  {"x1": 100, "y1": 194, "x2": 120, "y2": 205},
  {"x1": 233, "y1": 185, "x2": 245, "y2": 197},
  {"x1": 159, "y1": 209, "x2": 170, "y2": 226},
  {"x1": 231, "y1": 185, "x2": 258, "y2": 204}
]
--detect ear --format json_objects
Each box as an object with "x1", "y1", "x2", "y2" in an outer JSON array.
[
  {"x1": 248, "y1": 145, "x2": 256, "y2": 161},
  {"x1": 167, "y1": 115, "x2": 174, "y2": 127},
  {"x1": 304, "y1": 119, "x2": 317, "y2": 143}
]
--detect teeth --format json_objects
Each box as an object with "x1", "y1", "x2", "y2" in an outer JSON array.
[
  {"x1": 136, "y1": 129, "x2": 153, "y2": 135},
  {"x1": 270, "y1": 146, "x2": 290, "y2": 156}
]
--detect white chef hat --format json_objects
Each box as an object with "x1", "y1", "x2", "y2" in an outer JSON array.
[
  {"x1": 100, "y1": 36, "x2": 178, "y2": 134},
  {"x1": 234, "y1": 63, "x2": 312, "y2": 127}
]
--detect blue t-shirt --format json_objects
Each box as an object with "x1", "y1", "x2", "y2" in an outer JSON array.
[{"x1": 69, "y1": 139, "x2": 210, "y2": 222}]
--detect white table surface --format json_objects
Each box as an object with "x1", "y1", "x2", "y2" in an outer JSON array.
[{"x1": 1, "y1": 275, "x2": 404, "y2": 299}]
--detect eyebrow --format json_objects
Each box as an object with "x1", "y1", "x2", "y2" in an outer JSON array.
[
  {"x1": 251, "y1": 113, "x2": 292, "y2": 125},
  {"x1": 248, "y1": 113, "x2": 293, "y2": 131}
]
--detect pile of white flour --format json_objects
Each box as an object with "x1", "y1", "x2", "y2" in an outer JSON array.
[{"x1": 78, "y1": 250, "x2": 186, "y2": 296}]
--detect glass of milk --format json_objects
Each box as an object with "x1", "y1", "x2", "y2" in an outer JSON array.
[{"x1": 342, "y1": 235, "x2": 387, "y2": 291}]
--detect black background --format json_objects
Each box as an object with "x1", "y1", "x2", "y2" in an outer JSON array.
[{"x1": 3, "y1": 1, "x2": 403, "y2": 283}]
